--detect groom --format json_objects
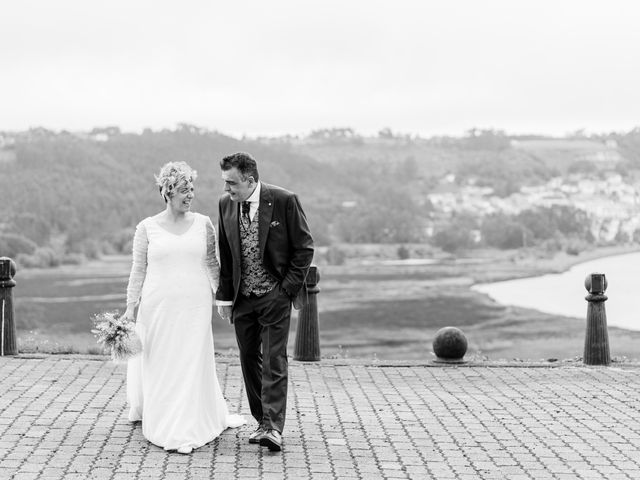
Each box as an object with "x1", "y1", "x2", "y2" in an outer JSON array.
[{"x1": 216, "y1": 152, "x2": 314, "y2": 452}]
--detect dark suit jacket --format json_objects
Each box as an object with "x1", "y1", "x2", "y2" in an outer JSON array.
[{"x1": 216, "y1": 182, "x2": 314, "y2": 306}]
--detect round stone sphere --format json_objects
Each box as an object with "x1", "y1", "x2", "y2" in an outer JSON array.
[{"x1": 432, "y1": 327, "x2": 468, "y2": 361}]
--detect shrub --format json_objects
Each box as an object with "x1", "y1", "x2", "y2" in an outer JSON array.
[
  {"x1": 0, "y1": 234, "x2": 38, "y2": 258},
  {"x1": 326, "y1": 246, "x2": 346, "y2": 265},
  {"x1": 481, "y1": 215, "x2": 525, "y2": 249},
  {"x1": 397, "y1": 245, "x2": 410, "y2": 259},
  {"x1": 104, "y1": 228, "x2": 135, "y2": 253},
  {"x1": 432, "y1": 227, "x2": 475, "y2": 253},
  {"x1": 15, "y1": 253, "x2": 38, "y2": 268},
  {"x1": 565, "y1": 245, "x2": 581, "y2": 256},
  {"x1": 7, "y1": 213, "x2": 52, "y2": 245},
  {"x1": 80, "y1": 239, "x2": 102, "y2": 259},
  {"x1": 565, "y1": 238, "x2": 587, "y2": 256},
  {"x1": 100, "y1": 241, "x2": 117, "y2": 255},
  {"x1": 16, "y1": 247, "x2": 60, "y2": 268},
  {"x1": 61, "y1": 253, "x2": 86, "y2": 265}
]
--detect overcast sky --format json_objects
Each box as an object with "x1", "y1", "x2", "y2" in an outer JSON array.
[{"x1": 1, "y1": 0, "x2": 638, "y2": 138}]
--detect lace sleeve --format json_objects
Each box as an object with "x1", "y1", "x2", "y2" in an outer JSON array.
[
  {"x1": 204, "y1": 216, "x2": 220, "y2": 294},
  {"x1": 126, "y1": 221, "x2": 149, "y2": 307}
]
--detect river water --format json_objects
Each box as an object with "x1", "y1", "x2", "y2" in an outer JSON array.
[{"x1": 472, "y1": 251, "x2": 640, "y2": 331}]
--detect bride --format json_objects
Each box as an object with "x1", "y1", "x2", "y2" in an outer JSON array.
[{"x1": 122, "y1": 161, "x2": 245, "y2": 453}]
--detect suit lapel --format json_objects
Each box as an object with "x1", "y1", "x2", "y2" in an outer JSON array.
[
  {"x1": 225, "y1": 196, "x2": 241, "y2": 256},
  {"x1": 258, "y1": 182, "x2": 274, "y2": 255}
]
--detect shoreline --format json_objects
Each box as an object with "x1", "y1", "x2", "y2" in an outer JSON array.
[
  {"x1": 516, "y1": 243, "x2": 640, "y2": 276},
  {"x1": 458, "y1": 244, "x2": 640, "y2": 285},
  {"x1": 471, "y1": 243, "x2": 640, "y2": 320},
  {"x1": 13, "y1": 245, "x2": 640, "y2": 360}
]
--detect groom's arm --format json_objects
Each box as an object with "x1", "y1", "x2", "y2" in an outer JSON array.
[
  {"x1": 281, "y1": 193, "x2": 314, "y2": 297},
  {"x1": 216, "y1": 199, "x2": 235, "y2": 304}
]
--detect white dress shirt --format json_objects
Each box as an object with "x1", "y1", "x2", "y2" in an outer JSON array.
[{"x1": 243, "y1": 181, "x2": 261, "y2": 222}]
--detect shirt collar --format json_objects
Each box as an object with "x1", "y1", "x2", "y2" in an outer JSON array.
[{"x1": 245, "y1": 181, "x2": 261, "y2": 204}]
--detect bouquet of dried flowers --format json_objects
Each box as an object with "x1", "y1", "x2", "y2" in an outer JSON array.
[{"x1": 91, "y1": 311, "x2": 142, "y2": 363}]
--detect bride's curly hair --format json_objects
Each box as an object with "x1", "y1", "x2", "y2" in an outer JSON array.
[{"x1": 154, "y1": 162, "x2": 198, "y2": 202}]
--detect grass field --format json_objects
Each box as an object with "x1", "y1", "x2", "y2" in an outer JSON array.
[{"x1": 10, "y1": 248, "x2": 640, "y2": 361}]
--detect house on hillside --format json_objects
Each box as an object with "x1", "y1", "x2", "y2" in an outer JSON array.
[
  {"x1": 90, "y1": 126, "x2": 121, "y2": 142},
  {"x1": 0, "y1": 134, "x2": 16, "y2": 148},
  {"x1": 579, "y1": 149, "x2": 622, "y2": 164},
  {"x1": 0, "y1": 134, "x2": 17, "y2": 164}
]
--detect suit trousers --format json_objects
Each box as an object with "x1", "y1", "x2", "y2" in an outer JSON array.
[{"x1": 233, "y1": 286, "x2": 292, "y2": 433}]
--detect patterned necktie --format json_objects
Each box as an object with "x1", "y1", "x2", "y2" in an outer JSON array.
[{"x1": 241, "y1": 201, "x2": 251, "y2": 223}]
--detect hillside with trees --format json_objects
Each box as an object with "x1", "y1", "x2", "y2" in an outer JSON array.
[
  {"x1": 2, "y1": 125, "x2": 640, "y2": 267},
  {"x1": 0, "y1": 125, "x2": 351, "y2": 266}
]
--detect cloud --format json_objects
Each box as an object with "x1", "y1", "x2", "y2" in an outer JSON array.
[{"x1": 1, "y1": 0, "x2": 639, "y2": 136}]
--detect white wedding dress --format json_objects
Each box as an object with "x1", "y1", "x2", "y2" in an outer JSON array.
[{"x1": 125, "y1": 212, "x2": 245, "y2": 451}]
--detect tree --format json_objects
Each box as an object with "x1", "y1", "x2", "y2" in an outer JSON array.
[
  {"x1": 395, "y1": 156, "x2": 418, "y2": 181},
  {"x1": 7, "y1": 213, "x2": 51, "y2": 245},
  {"x1": 432, "y1": 226, "x2": 475, "y2": 253},
  {"x1": 432, "y1": 213, "x2": 479, "y2": 252},
  {"x1": 463, "y1": 128, "x2": 510, "y2": 150},
  {"x1": 307, "y1": 127, "x2": 362, "y2": 144},
  {"x1": 480, "y1": 214, "x2": 525, "y2": 249},
  {"x1": 0, "y1": 234, "x2": 38, "y2": 257},
  {"x1": 517, "y1": 209, "x2": 556, "y2": 240},
  {"x1": 378, "y1": 127, "x2": 395, "y2": 139},
  {"x1": 334, "y1": 184, "x2": 426, "y2": 243}
]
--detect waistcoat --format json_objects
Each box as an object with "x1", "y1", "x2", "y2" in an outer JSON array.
[{"x1": 239, "y1": 206, "x2": 278, "y2": 296}]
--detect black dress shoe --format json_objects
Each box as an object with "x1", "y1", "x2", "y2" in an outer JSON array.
[
  {"x1": 259, "y1": 429, "x2": 282, "y2": 451},
  {"x1": 248, "y1": 426, "x2": 265, "y2": 444}
]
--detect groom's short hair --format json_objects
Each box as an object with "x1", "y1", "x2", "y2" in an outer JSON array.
[{"x1": 220, "y1": 152, "x2": 260, "y2": 182}]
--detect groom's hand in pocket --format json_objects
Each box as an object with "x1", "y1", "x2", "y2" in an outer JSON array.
[{"x1": 217, "y1": 305, "x2": 233, "y2": 325}]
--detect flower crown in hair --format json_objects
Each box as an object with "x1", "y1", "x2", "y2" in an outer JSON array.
[{"x1": 154, "y1": 162, "x2": 197, "y2": 199}]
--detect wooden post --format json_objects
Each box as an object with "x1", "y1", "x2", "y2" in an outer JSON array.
[
  {"x1": 0, "y1": 257, "x2": 18, "y2": 356},
  {"x1": 583, "y1": 272, "x2": 610, "y2": 366},
  {"x1": 294, "y1": 266, "x2": 320, "y2": 361}
]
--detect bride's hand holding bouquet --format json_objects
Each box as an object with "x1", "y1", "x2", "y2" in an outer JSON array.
[{"x1": 91, "y1": 309, "x2": 142, "y2": 363}]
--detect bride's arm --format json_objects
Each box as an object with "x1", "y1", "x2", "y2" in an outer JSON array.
[
  {"x1": 123, "y1": 221, "x2": 149, "y2": 320},
  {"x1": 204, "y1": 216, "x2": 220, "y2": 295}
]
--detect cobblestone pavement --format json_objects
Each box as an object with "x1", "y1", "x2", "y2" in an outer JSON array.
[{"x1": 1, "y1": 355, "x2": 639, "y2": 480}]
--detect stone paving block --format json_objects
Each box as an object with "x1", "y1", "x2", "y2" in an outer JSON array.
[
  {"x1": 137, "y1": 467, "x2": 165, "y2": 477},
  {"x1": 3, "y1": 357, "x2": 640, "y2": 479},
  {"x1": 11, "y1": 473, "x2": 40, "y2": 480},
  {"x1": 40, "y1": 472, "x2": 70, "y2": 480},
  {"x1": 525, "y1": 469, "x2": 556, "y2": 479},
  {"x1": 17, "y1": 462, "x2": 45, "y2": 473}
]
